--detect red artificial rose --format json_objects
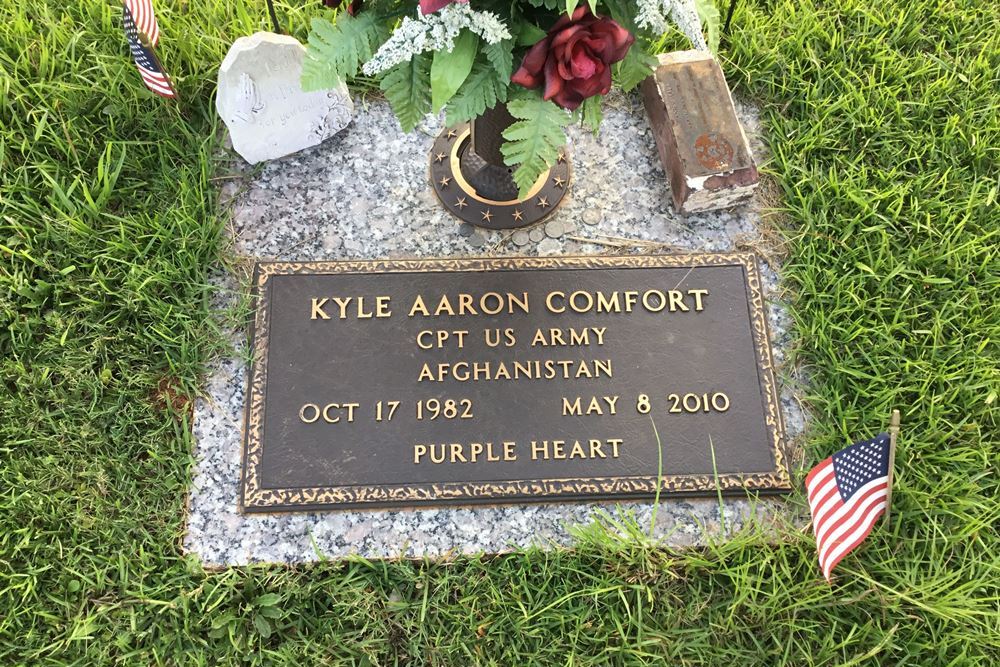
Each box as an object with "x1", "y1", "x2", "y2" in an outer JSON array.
[
  {"x1": 419, "y1": 0, "x2": 467, "y2": 15},
  {"x1": 323, "y1": 0, "x2": 362, "y2": 16},
  {"x1": 512, "y1": 6, "x2": 634, "y2": 111}
]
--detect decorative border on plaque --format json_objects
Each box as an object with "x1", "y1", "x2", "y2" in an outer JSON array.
[{"x1": 241, "y1": 254, "x2": 791, "y2": 511}]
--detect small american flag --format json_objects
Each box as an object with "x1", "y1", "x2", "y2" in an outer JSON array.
[
  {"x1": 124, "y1": 0, "x2": 160, "y2": 46},
  {"x1": 123, "y1": 4, "x2": 174, "y2": 98},
  {"x1": 806, "y1": 433, "x2": 891, "y2": 581}
]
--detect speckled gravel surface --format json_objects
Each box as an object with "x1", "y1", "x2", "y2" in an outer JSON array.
[{"x1": 185, "y1": 97, "x2": 807, "y2": 566}]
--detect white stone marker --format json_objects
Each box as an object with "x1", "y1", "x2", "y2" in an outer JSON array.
[{"x1": 216, "y1": 32, "x2": 353, "y2": 164}]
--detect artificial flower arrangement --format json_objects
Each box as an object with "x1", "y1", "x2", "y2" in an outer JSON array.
[{"x1": 303, "y1": 1, "x2": 717, "y2": 196}]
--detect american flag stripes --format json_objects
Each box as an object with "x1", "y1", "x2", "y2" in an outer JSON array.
[
  {"x1": 123, "y1": 4, "x2": 175, "y2": 98},
  {"x1": 124, "y1": 0, "x2": 160, "y2": 46},
  {"x1": 806, "y1": 433, "x2": 891, "y2": 581}
]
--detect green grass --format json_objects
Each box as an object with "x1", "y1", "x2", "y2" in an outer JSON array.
[{"x1": 1, "y1": 0, "x2": 998, "y2": 664}]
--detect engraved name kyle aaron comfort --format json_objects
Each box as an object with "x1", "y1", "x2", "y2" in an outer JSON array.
[{"x1": 241, "y1": 255, "x2": 790, "y2": 512}]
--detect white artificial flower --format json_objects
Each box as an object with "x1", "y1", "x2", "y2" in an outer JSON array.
[
  {"x1": 637, "y1": 0, "x2": 670, "y2": 34},
  {"x1": 362, "y1": 4, "x2": 512, "y2": 76},
  {"x1": 636, "y1": 0, "x2": 709, "y2": 51}
]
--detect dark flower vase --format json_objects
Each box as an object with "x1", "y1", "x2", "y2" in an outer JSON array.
[
  {"x1": 429, "y1": 103, "x2": 570, "y2": 229},
  {"x1": 463, "y1": 104, "x2": 520, "y2": 202}
]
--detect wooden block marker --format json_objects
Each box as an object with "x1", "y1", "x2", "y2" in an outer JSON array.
[{"x1": 641, "y1": 51, "x2": 759, "y2": 213}]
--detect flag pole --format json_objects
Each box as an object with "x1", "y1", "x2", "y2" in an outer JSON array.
[
  {"x1": 723, "y1": 0, "x2": 739, "y2": 37},
  {"x1": 883, "y1": 409, "x2": 900, "y2": 525},
  {"x1": 138, "y1": 33, "x2": 178, "y2": 101},
  {"x1": 265, "y1": 0, "x2": 282, "y2": 34}
]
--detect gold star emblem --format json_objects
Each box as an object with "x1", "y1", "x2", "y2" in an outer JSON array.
[
  {"x1": 512, "y1": 209, "x2": 524, "y2": 221},
  {"x1": 446, "y1": 129, "x2": 458, "y2": 139},
  {"x1": 536, "y1": 196, "x2": 550, "y2": 208},
  {"x1": 438, "y1": 176, "x2": 451, "y2": 187},
  {"x1": 552, "y1": 175, "x2": 566, "y2": 188},
  {"x1": 434, "y1": 152, "x2": 446, "y2": 163},
  {"x1": 455, "y1": 197, "x2": 468, "y2": 209},
  {"x1": 557, "y1": 152, "x2": 566, "y2": 163},
  {"x1": 481, "y1": 209, "x2": 493, "y2": 223}
]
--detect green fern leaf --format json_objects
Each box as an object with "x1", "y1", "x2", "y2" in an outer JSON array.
[
  {"x1": 302, "y1": 13, "x2": 383, "y2": 91},
  {"x1": 501, "y1": 92, "x2": 570, "y2": 197},
  {"x1": 483, "y1": 39, "x2": 514, "y2": 81},
  {"x1": 524, "y1": 0, "x2": 564, "y2": 10},
  {"x1": 380, "y1": 53, "x2": 432, "y2": 132},
  {"x1": 445, "y1": 62, "x2": 507, "y2": 126},
  {"x1": 578, "y1": 95, "x2": 603, "y2": 134},
  {"x1": 614, "y1": 48, "x2": 658, "y2": 92},
  {"x1": 695, "y1": 0, "x2": 722, "y2": 53}
]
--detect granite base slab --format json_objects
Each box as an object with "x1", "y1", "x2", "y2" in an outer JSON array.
[{"x1": 185, "y1": 97, "x2": 807, "y2": 566}]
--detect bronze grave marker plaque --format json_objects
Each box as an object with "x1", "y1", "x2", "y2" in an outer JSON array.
[{"x1": 241, "y1": 255, "x2": 790, "y2": 512}]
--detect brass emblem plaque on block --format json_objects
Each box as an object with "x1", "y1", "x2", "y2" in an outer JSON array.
[{"x1": 241, "y1": 255, "x2": 790, "y2": 512}]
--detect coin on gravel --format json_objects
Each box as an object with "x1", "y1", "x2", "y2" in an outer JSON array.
[
  {"x1": 545, "y1": 220, "x2": 563, "y2": 238},
  {"x1": 457, "y1": 223, "x2": 475, "y2": 237},
  {"x1": 512, "y1": 230, "x2": 530, "y2": 246},
  {"x1": 528, "y1": 227, "x2": 545, "y2": 243}
]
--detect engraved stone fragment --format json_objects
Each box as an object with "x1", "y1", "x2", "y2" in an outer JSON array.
[{"x1": 217, "y1": 32, "x2": 353, "y2": 164}]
